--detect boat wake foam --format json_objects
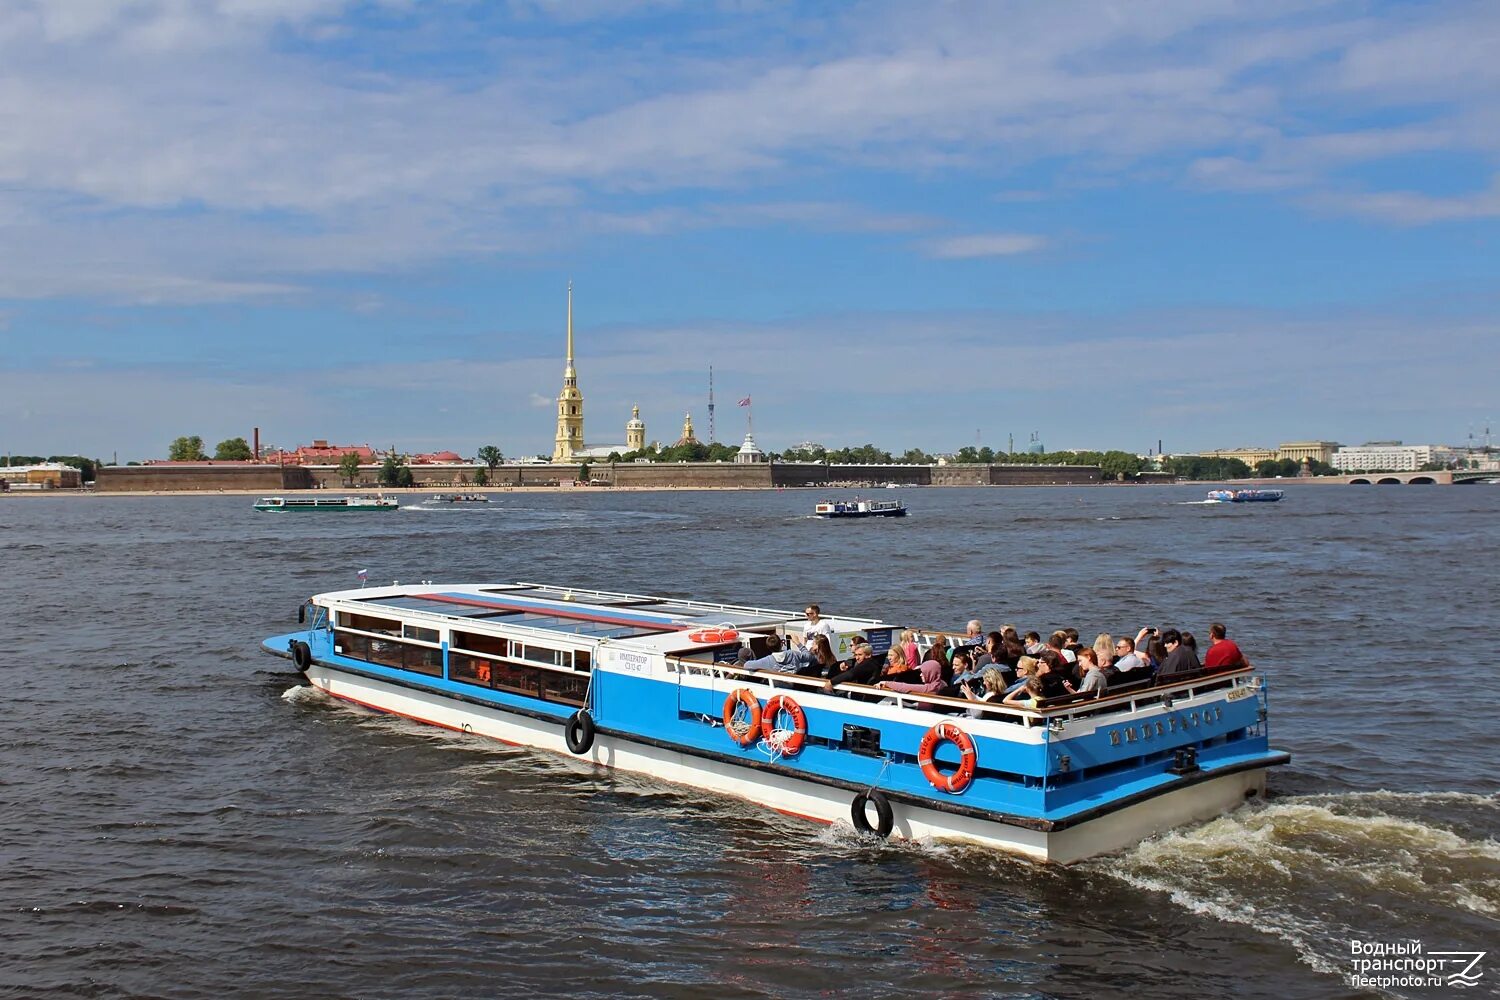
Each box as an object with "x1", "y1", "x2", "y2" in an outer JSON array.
[
  {"x1": 280, "y1": 684, "x2": 328, "y2": 705},
  {"x1": 1096, "y1": 791, "x2": 1500, "y2": 983}
]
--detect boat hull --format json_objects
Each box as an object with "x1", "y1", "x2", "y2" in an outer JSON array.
[{"x1": 290, "y1": 656, "x2": 1274, "y2": 864}]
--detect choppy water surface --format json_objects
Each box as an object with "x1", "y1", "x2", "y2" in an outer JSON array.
[{"x1": 1, "y1": 485, "x2": 1496, "y2": 999}]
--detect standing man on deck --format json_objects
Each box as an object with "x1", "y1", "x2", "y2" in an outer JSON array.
[{"x1": 802, "y1": 604, "x2": 838, "y2": 648}]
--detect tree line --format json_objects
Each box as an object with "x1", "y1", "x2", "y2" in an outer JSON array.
[{"x1": 168, "y1": 435, "x2": 255, "y2": 461}]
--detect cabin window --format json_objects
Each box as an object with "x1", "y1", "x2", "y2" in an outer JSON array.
[
  {"x1": 449, "y1": 652, "x2": 502, "y2": 688},
  {"x1": 364, "y1": 637, "x2": 406, "y2": 669},
  {"x1": 343, "y1": 612, "x2": 401, "y2": 635},
  {"x1": 453, "y1": 631, "x2": 508, "y2": 657},
  {"x1": 574, "y1": 649, "x2": 591, "y2": 672},
  {"x1": 334, "y1": 630, "x2": 368, "y2": 659},
  {"x1": 488, "y1": 659, "x2": 543, "y2": 698},
  {"x1": 521, "y1": 644, "x2": 570, "y2": 669},
  {"x1": 403, "y1": 645, "x2": 443, "y2": 677},
  {"x1": 403, "y1": 624, "x2": 440, "y2": 644},
  {"x1": 540, "y1": 671, "x2": 588, "y2": 706}
]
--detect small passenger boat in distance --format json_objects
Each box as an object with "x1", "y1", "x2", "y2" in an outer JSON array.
[
  {"x1": 265, "y1": 582, "x2": 1288, "y2": 864},
  {"x1": 1207, "y1": 489, "x2": 1284, "y2": 503},
  {"x1": 253, "y1": 495, "x2": 400, "y2": 512},
  {"x1": 815, "y1": 498, "x2": 908, "y2": 518},
  {"x1": 430, "y1": 493, "x2": 490, "y2": 504}
]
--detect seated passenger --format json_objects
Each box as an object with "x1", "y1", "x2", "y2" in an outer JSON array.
[
  {"x1": 1071, "y1": 647, "x2": 1108, "y2": 698},
  {"x1": 823, "y1": 642, "x2": 883, "y2": 690},
  {"x1": 1203, "y1": 622, "x2": 1248, "y2": 671},
  {"x1": 876, "y1": 657, "x2": 945, "y2": 698},
  {"x1": 793, "y1": 635, "x2": 839, "y2": 677},
  {"x1": 1048, "y1": 631, "x2": 1077, "y2": 665},
  {"x1": 876, "y1": 643, "x2": 920, "y2": 684},
  {"x1": 944, "y1": 648, "x2": 982, "y2": 698},
  {"x1": 972, "y1": 631, "x2": 1003, "y2": 671},
  {"x1": 961, "y1": 619, "x2": 985, "y2": 647},
  {"x1": 1002, "y1": 676, "x2": 1045, "y2": 707},
  {"x1": 736, "y1": 633, "x2": 802, "y2": 673},
  {"x1": 739, "y1": 633, "x2": 832, "y2": 674},
  {"x1": 898, "y1": 629, "x2": 922, "y2": 670},
  {"x1": 1006, "y1": 655, "x2": 1039, "y2": 694},
  {"x1": 1093, "y1": 632, "x2": 1115, "y2": 670},
  {"x1": 1105, "y1": 636, "x2": 1149, "y2": 681},
  {"x1": 1023, "y1": 631, "x2": 1045, "y2": 656},
  {"x1": 962, "y1": 667, "x2": 1008, "y2": 717},
  {"x1": 1155, "y1": 628, "x2": 1202, "y2": 679},
  {"x1": 1036, "y1": 649, "x2": 1072, "y2": 699}
]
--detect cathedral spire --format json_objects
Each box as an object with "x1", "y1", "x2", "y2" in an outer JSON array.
[
  {"x1": 564, "y1": 280, "x2": 575, "y2": 382},
  {"x1": 552, "y1": 281, "x2": 585, "y2": 462}
]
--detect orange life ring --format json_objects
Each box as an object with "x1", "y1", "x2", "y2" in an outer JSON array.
[
  {"x1": 761, "y1": 694, "x2": 808, "y2": 756},
  {"x1": 722, "y1": 688, "x2": 762, "y2": 747},
  {"x1": 689, "y1": 628, "x2": 740, "y2": 644},
  {"x1": 918, "y1": 721, "x2": 977, "y2": 794}
]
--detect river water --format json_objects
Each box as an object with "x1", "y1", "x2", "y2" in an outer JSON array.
[{"x1": 1, "y1": 485, "x2": 1496, "y2": 999}]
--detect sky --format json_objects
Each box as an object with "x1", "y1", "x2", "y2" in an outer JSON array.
[{"x1": 1, "y1": 0, "x2": 1497, "y2": 462}]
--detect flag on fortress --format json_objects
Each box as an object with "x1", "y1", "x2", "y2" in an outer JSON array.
[{"x1": 738, "y1": 396, "x2": 751, "y2": 407}]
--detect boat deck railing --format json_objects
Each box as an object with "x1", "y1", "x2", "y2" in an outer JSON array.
[{"x1": 672, "y1": 656, "x2": 1259, "y2": 729}]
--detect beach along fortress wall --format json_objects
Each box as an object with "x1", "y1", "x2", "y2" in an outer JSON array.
[{"x1": 94, "y1": 462, "x2": 1102, "y2": 491}]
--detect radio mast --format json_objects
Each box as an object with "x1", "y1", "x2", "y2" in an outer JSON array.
[{"x1": 708, "y1": 366, "x2": 716, "y2": 444}]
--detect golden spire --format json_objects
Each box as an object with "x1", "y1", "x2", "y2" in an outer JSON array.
[{"x1": 564, "y1": 280, "x2": 575, "y2": 382}]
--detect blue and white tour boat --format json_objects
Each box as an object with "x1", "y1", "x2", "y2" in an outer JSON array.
[
  {"x1": 1206, "y1": 489, "x2": 1284, "y2": 503},
  {"x1": 814, "y1": 498, "x2": 908, "y2": 518},
  {"x1": 265, "y1": 582, "x2": 1287, "y2": 863}
]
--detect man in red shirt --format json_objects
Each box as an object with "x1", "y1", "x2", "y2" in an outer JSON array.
[{"x1": 1203, "y1": 622, "x2": 1247, "y2": 670}]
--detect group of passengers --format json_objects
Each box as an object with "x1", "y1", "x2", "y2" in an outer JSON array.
[{"x1": 737, "y1": 605, "x2": 1249, "y2": 711}]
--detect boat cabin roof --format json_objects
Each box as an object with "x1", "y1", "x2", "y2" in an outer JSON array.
[{"x1": 322, "y1": 582, "x2": 885, "y2": 653}]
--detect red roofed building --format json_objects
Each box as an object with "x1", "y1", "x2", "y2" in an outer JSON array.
[
  {"x1": 411, "y1": 450, "x2": 463, "y2": 464},
  {"x1": 263, "y1": 440, "x2": 378, "y2": 466}
]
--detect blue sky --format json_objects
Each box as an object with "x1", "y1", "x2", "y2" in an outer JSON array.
[{"x1": 2, "y1": 0, "x2": 1497, "y2": 461}]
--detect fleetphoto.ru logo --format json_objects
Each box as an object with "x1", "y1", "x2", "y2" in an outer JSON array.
[{"x1": 1348, "y1": 939, "x2": 1486, "y2": 990}]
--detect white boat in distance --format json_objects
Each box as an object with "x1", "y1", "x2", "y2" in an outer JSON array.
[
  {"x1": 253, "y1": 495, "x2": 399, "y2": 513},
  {"x1": 815, "y1": 498, "x2": 908, "y2": 518}
]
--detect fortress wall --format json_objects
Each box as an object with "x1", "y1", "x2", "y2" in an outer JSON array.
[
  {"x1": 611, "y1": 463, "x2": 774, "y2": 488},
  {"x1": 96, "y1": 465, "x2": 313, "y2": 492}
]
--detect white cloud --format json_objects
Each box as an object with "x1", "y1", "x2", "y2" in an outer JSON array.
[
  {"x1": 921, "y1": 233, "x2": 1048, "y2": 258},
  {"x1": 0, "y1": 1, "x2": 1496, "y2": 300}
]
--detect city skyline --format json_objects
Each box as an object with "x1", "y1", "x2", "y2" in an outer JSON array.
[{"x1": 2, "y1": 2, "x2": 1498, "y2": 459}]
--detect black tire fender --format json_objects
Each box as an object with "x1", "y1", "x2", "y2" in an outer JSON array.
[
  {"x1": 289, "y1": 640, "x2": 312, "y2": 671},
  {"x1": 565, "y1": 710, "x2": 596, "y2": 755},
  {"x1": 851, "y1": 789, "x2": 894, "y2": 838}
]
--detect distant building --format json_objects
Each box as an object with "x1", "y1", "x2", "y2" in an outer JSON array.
[
  {"x1": 0, "y1": 463, "x2": 83, "y2": 489},
  {"x1": 263, "y1": 441, "x2": 377, "y2": 465},
  {"x1": 1277, "y1": 441, "x2": 1339, "y2": 465},
  {"x1": 626, "y1": 406, "x2": 646, "y2": 452},
  {"x1": 673, "y1": 412, "x2": 700, "y2": 448},
  {"x1": 410, "y1": 450, "x2": 463, "y2": 464},
  {"x1": 734, "y1": 433, "x2": 766, "y2": 464},
  {"x1": 1201, "y1": 447, "x2": 1277, "y2": 466},
  {"x1": 1332, "y1": 443, "x2": 1452, "y2": 472},
  {"x1": 570, "y1": 406, "x2": 649, "y2": 460}
]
